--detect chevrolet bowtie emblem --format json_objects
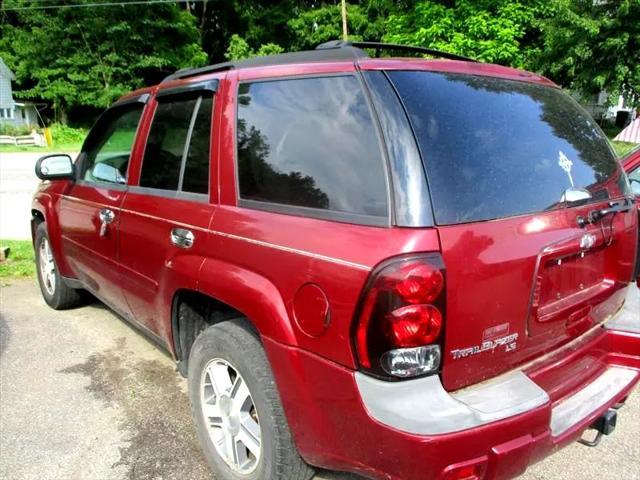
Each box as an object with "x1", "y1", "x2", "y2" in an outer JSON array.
[{"x1": 580, "y1": 232, "x2": 597, "y2": 249}]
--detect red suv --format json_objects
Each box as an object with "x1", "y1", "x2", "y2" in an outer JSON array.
[{"x1": 32, "y1": 41, "x2": 640, "y2": 480}]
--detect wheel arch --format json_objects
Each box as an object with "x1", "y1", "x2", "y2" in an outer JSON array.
[
  {"x1": 170, "y1": 258, "x2": 297, "y2": 375},
  {"x1": 31, "y1": 193, "x2": 74, "y2": 277}
]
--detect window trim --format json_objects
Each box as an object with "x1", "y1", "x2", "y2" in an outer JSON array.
[
  {"x1": 128, "y1": 185, "x2": 209, "y2": 203},
  {"x1": 137, "y1": 93, "x2": 214, "y2": 197},
  {"x1": 76, "y1": 179, "x2": 128, "y2": 191},
  {"x1": 76, "y1": 101, "x2": 147, "y2": 185},
  {"x1": 233, "y1": 72, "x2": 392, "y2": 228},
  {"x1": 177, "y1": 96, "x2": 202, "y2": 191},
  {"x1": 156, "y1": 79, "x2": 218, "y2": 100},
  {"x1": 362, "y1": 71, "x2": 435, "y2": 227},
  {"x1": 238, "y1": 198, "x2": 389, "y2": 227},
  {"x1": 111, "y1": 93, "x2": 150, "y2": 108}
]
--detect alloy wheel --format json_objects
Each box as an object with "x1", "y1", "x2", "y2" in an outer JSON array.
[
  {"x1": 39, "y1": 238, "x2": 56, "y2": 296},
  {"x1": 200, "y1": 358, "x2": 262, "y2": 474}
]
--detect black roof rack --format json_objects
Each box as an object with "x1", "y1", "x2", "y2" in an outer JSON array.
[
  {"x1": 317, "y1": 40, "x2": 478, "y2": 63},
  {"x1": 162, "y1": 39, "x2": 476, "y2": 83},
  {"x1": 162, "y1": 44, "x2": 368, "y2": 83}
]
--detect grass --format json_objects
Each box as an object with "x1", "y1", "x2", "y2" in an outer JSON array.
[
  {"x1": 0, "y1": 240, "x2": 35, "y2": 279},
  {"x1": 604, "y1": 123, "x2": 638, "y2": 158},
  {"x1": 611, "y1": 141, "x2": 637, "y2": 158},
  {"x1": 0, "y1": 143, "x2": 83, "y2": 153}
]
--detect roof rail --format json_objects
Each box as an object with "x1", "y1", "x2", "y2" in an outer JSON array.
[
  {"x1": 316, "y1": 40, "x2": 478, "y2": 63},
  {"x1": 162, "y1": 40, "x2": 476, "y2": 83},
  {"x1": 162, "y1": 45, "x2": 368, "y2": 83}
]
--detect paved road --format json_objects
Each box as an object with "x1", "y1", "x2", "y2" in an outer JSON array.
[
  {"x1": 0, "y1": 152, "x2": 77, "y2": 240},
  {"x1": 1, "y1": 279, "x2": 638, "y2": 480}
]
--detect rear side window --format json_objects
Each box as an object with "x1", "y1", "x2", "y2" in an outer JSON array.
[
  {"x1": 140, "y1": 95, "x2": 212, "y2": 194},
  {"x1": 236, "y1": 76, "x2": 388, "y2": 220},
  {"x1": 388, "y1": 71, "x2": 626, "y2": 225}
]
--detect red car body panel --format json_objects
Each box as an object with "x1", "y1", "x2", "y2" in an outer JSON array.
[
  {"x1": 264, "y1": 328, "x2": 640, "y2": 480},
  {"x1": 438, "y1": 207, "x2": 635, "y2": 390},
  {"x1": 31, "y1": 55, "x2": 640, "y2": 480}
]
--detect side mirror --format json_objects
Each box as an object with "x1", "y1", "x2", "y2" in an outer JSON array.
[
  {"x1": 91, "y1": 162, "x2": 126, "y2": 184},
  {"x1": 35, "y1": 154, "x2": 74, "y2": 180},
  {"x1": 560, "y1": 187, "x2": 592, "y2": 204}
]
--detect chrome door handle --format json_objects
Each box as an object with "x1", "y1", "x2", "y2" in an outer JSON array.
[
  {"x1": 99, "y1": 208, "x2": 115, "y2": 237},
  {"x1": 170, "y1": 228, "x2": 194, "y2": 249}
]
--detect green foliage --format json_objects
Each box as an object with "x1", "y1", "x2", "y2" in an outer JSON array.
[
  {"x1": 1, "y1": 0, "x2": 636, "y2": 119},
  {"x1": 0, "y1": 240, "x2": 35, "y2": 279},
  {"x1": 256, "y1": 43, "x2": 285, "y2": 57},
  {"x1": 287, "y1": 2, "x2": 400, "y2": 51},
  {"x1": 384, "y1": 0, "x2": 549, "y2": 67},
  {"x1": 289, "y1": 4, "x2": 364, "y2": 49},
  {"x1": 1, "y1": 0, "x2": 207, "y2": 118},
  {"x1": 225, "y1": 34, "x2": 255, "y2": 61},
  {"x1": 225, "y1": 34, "x2": 284, "y2": 60},
  {"x1": 50, "y1": 123, "x2": 87, "y2": 147},
  {"x1": 534, "y1": 0, "x2": 639, "y2": 105},
  {"x1": 611, "y1": 141, "x2": 637, "y2": 158}
]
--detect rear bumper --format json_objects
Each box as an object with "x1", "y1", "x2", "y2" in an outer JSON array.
[{"x1": 264, "y1": 307, "x2": 640, "y2": 480}]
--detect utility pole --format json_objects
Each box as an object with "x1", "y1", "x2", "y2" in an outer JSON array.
[{"x1": 341, "y1": 0, "x2": 348, "y2": 40}]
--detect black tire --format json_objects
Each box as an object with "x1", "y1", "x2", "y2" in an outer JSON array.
[
  {"x1": 188, "y1": 319, "x2": 314, "y2": 480},
  {"x1": 34, "y1": 222, "x2": 84, "y2": 310}
]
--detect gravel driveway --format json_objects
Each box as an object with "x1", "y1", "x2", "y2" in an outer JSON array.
[{"x1": 0, "y1": 279, "x2": 638, "y2": 480}]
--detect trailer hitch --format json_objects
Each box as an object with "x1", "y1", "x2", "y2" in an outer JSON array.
[{"x1": 578, "y1": 408, "x2": 618, "y2": 447}]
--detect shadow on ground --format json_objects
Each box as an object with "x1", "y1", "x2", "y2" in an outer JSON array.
[{"x1": 60, "y1": 336, "x2": 212, "y2": 480}]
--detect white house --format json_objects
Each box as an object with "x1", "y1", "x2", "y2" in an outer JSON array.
[{"x1": 0, "y1": 57, "x2": 41, "y2": 127}]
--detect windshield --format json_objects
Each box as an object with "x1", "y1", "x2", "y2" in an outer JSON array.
[{"x1": 387, "y1": 71, "x2": 627, "y2": 225}]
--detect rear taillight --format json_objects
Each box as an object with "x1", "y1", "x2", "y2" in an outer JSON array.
[{"x1": 354, "y1": 253, "x2": 446, "y2": 379}]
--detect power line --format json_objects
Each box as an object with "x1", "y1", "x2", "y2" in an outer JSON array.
[{"x1": 2, "y1": 0, "x2": 204, "y2": 11}]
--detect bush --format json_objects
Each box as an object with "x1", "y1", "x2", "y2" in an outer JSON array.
[
  {"x1": 0, "y1": 123, "x2": 38, "y2": 136},
  {"x1": 49, "y1": 123, "x2": 87, "y2": 147}
]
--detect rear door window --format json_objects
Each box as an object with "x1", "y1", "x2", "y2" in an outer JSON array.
[
  {"x1": 181, "y1": 97, "x2": 213, "y2": 194},
  {"x1": 236, "y1": 75, "x2": 388, "y2": 222},
  {"x1": 139, "y1": 95, "x2": 213, "y2": 194},
  {"x1": 387, "y1": 71, "x2": 627, "y2": 225}
]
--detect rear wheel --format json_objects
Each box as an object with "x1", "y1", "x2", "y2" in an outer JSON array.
[
  {"x1": 188, "y1": 320, "x2": 313, "y2": 480},
  {"x1": 34, "y1": 222, "x2": 84, "y2": 310}
]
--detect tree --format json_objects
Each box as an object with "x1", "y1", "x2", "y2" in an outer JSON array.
[
  {"x1": 0, "y1": 1, "x2": 207, "y2": 121},
  {"x1": 534, "y1": 0, "x2": 640, "y2": 105},
  {"x1": 224, "y1": 34, "x2": 284, "y2": 60},
  {"x1": 383, "y1": 0, "x2": 550, "y2": 67},
  {"x1": 288, "y1": 1, "x2": 396, "y2": 50}
]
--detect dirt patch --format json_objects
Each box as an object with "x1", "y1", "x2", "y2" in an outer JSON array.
[{"x1": 61, "y1": 337, "x2": 213, "y2": 480}]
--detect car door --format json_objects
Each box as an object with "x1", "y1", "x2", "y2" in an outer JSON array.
[
  {"x1": 117, "y1": 80, "x2": 218, "y2": 339},
  {"x1": 58, "y1": 96, "x2": 147, "y2": 316}
]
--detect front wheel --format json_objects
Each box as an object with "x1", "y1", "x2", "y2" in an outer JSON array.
[
  {"x1": 188, "y1": 320, "x2": 314, "y2": 480},
  {"x1": 34, "y1": 222, "x2": 84, "y2": 310}
]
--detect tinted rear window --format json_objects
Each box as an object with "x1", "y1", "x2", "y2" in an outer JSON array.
[{"x1": 388, "y1": 71, "x2": 626, "y2": 225}]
